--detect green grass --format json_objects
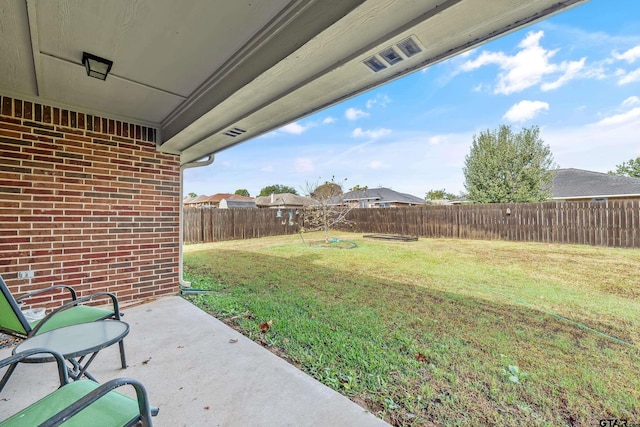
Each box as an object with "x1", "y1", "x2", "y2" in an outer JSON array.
[{"x1": 183, "y1": 232, "x2": 640, "y2": 426}]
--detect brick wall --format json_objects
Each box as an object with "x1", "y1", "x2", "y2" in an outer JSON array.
[{"x1": 0, "y1": 95, "x2": 180, "y2": 307}]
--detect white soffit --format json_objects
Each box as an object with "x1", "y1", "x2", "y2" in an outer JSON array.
[
  {"x1": 0, "y1": 0, "x2": 588, "y2": 164},
  {"x1": 159, "y1": 0, "x2": 588, "y2": 164}
]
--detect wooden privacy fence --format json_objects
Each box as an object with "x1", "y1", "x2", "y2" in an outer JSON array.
[
  {"x1": 183, "y1": 208, "x2": 301, "y2": 243},
  {"x1": 184, "y1": 200, "x2": 640, "y2": 248},
  {"x1": 344, "y1": 200, "x2": 640, "y2": 248}
]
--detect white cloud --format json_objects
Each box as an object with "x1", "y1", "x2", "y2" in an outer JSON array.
[
  {"x1": 345, "y1": 107, "x2": 369, "y2": 120},
  {"x1": 503, "y1": 100, "x2": 550, "y2": 123},
  {"x1": 322, "y1": 116, "x2": 336, "y2": 124},
  {"x1": 260, "y1": 165, "x2": 274, "y2": 172},
  {"x1": 366, "y1": 94, "x2": 392, "y2": 109},
  {"x1": 352, "y1": 127, "x2": 391, "y2": 140},
  {"x1": 319, "y1": 129, "x2": 473, "y2": 195},
  {"x1": 460, "y1": 30, "x2": 586, "y2": 94},
  {"x1": 545, "y1": 110, "x2": 640, "y2": 173},
  {"x1": 622, "y1": 96, "x2": 640, "y2": 107},
  {"x1": 460, "y1": 31, "x2": 557, "y2": 94},
  {"x1": 459, "y1": 48, "x2": 476, "y2": 58},
  {"x1": 612, "y1": 45, "x2": 640, "y2": 63},
  {"x1": 593, "y1": 107, "x2": 640, "y2": 127},
  {"x1": 541, "y1": 57, "x2": 586, "y2": 91},
  {"x1": 429, "y1": 135, "x2": 446, "y2": 145},
  {"x1": 295, "y1": 157, "x2": 315, "y2": 172},
  {"x1": 472, "y1": 83, "x2": 489, "y2": 93},
  {"x1": 368, "y1": 160, "x2": 389, "y2": 169},
  {"x1": 280, "y1": 122, "x2": 307, "y2": 135},
  {"x1": 617, "y1": 67, "x2": 640, "y2": 85}
]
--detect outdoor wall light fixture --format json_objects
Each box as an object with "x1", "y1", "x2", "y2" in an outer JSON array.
[{"x1": 82, "y1": 52, "x2": 113, "y2": 80}]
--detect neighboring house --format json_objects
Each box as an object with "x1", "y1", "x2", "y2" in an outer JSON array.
[
  {"x1": 219, "y1": 199, "x2": 257, "y2": 209},
  {"x1": 182, "y1": 195, "x2": 197, "y2": 205},
  {"x1": 434, "y1": 169, "x2": 640, "y2": 205},
  {"x1": 427, "y1": 199, "x2": 455, "y2": 205},
  {"x1": 448, "y1": 196, "x2": 471, "y2": 205},
  {"x1": 341, "y1": 187, "x2": 425, "y2": 208},
  {"x1": 184, "y1": 193, "x2": 253, "y2": 208},
  {"x1": 552, "y1": 168, "x2": 640, "y2": 202},
  {"x1": 183, "y1": 194, "x2": 212, "y2": 207},
  {"x1": 255, "y1": 193, "x2": 317, "y2": 209}
]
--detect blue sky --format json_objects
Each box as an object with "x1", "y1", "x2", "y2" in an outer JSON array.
[{"x1": 185, "y1": 0, "x2": 640, "y2": 199}]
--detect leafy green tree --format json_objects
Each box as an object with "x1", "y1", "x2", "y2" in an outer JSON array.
[
  {"x1": 187, "y1": 192, "x2": 198, "y2": 198},
  {"x1": 425, "y1": 189, "x2": 456, "y2": 201},
  {"x1": 234, "y1": 189, "x2": 250, "y2": 197},
  {"x1": 608, "y1": 157, "x2": 640, "y2": 178},
  {"x1": 463, "y1": 125, "x2": 556, "y2": 203},
  {"x1": 258, "y1": 184, "x2": 298, "y2": 197}
]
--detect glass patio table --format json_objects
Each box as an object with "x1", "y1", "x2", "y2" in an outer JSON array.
[{"x1": 3, "y1": 320, "x2": 129, "y2": 387}]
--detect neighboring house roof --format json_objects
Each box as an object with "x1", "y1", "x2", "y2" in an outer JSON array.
[
  {"x1": 342, "y1": 188, "x2": 425, "y2": 205},
  {"x1": 255, "y1": 193, "x2": 317, "y2": 207},
  {"x1": 552, "y1": 168, "x2": 640, "y2": 199},
  {"x1": 219, "y1": 199, "x2": 257, "y2": 209},
  {"x1": 208, "y1": 193, "x2": 253, "y2": 203},
  {"x1": 184, "y1": 193, "x2": 254, "y2": 206},
  {"x1": 184, "y1": 195, "x2": 211, "y2": 205},
  {"x1": 427, "y1": 199, "x2": 455, "y2": 205}
]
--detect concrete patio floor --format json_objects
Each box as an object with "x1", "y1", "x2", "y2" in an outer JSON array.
[{"x1": 0, "y1": 296, "x2": 390, "y2": 426}]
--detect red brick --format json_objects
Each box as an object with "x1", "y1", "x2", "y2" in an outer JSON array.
[{"x1": 0, "y1": 96, "x2": 179, "y2": 303}]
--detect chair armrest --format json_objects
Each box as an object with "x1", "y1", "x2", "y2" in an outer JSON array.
[
  {"x1": 29, "y1": 292, "x2": 121, "y2": 336},
  {"x1": 0, "y1": 348, "x2": 69, "y2": 388},
  {"x1": 16, "y1": 285, "x2": 78, "y2": 303},
  {"x1": 38, "y1": 378, "x2": 156, "y2": 427}
]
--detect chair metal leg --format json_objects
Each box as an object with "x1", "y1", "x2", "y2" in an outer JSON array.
[
  {"x1": 67, "y1": 355, "x2": 96, "y2": 381},
  {"x1": 118, "y1": 339, "x2": 127, "y2": 369},
  {"x1": 0, "y1": 362, "x2": 19, "y2": 393}
]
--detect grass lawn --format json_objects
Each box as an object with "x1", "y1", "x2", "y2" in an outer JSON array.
[{"x1": 183, "y1": 232, "x2": 639, "y2": 426}]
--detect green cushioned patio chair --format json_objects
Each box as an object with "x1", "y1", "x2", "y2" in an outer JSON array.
[
  {"x1": 0, "y1": 348, "x2": 158, "y2": 427},
  {"x1": 0, "y1": 275, "x2": 126, "y2": 369}
]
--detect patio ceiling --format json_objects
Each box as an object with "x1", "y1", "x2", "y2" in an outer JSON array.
[{"x1": 0, "y1": 0, "x2": 588, "y2": 165}]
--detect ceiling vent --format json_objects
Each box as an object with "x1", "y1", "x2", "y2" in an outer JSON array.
[
  {"x1": 363, "y1": 56, "x2": 387, "y2": 73},
  {"x1": 380, "y1": 47, "x2": 403, "y2": 66},
  {"x1": 363, "y1": 35, "x2": 424, "y2": 73},
  {"x1": 223, "y1": 127, "x2": 247, "y2": 137},
  {"x1": 396, "y1": 37, "x2": 422, "y2": 58}
]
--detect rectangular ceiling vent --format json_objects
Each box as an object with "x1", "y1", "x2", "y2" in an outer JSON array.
[
  {"x1": 363, "y1": 35, "x2": 424, "y2": 73},
  {"x1": 380, "y1": 47, "x2": 403, "y2": 66},
  {"x1": 363, "y1": 56, "x2": 387, "y2": 73},
  {"x1": 223, "y1": 127, "x2": 247, "y2": 137},
  {"x1": 396, "y1": 36, "x2": 422, "y2": 58}
]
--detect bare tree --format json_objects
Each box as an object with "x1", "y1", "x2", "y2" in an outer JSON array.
[{"x1": 300, "y1": 177, "x2": 354, "y2": 243}]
